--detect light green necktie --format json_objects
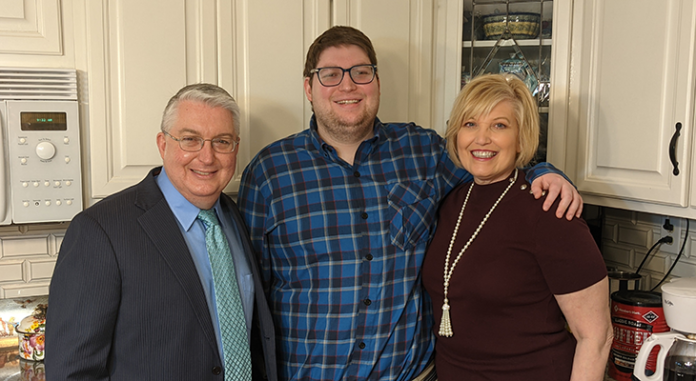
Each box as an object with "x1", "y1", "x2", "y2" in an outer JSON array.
[{"x1": 197, "y1": 209, "x2": 252, "y2": 381}]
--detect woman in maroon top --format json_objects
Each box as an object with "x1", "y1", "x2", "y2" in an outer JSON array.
[{"x1": 422, "y1": 74, "x2": 612, "y2": 381}]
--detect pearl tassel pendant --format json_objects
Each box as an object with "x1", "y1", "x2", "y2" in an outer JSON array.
[
  {"x1": 439, "y1": 169, "x2": 518, "y2": 338},
  {"x1": 439, "y1": 299, "x2": 453, "y2": 337}
]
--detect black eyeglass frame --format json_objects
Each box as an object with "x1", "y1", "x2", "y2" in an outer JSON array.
[
  {"x1": 164, "y1": 131, "x2": 239, "y2": 153},
  {"x1": 309, "y1": 64, "x2": 378, "y2": 87}
]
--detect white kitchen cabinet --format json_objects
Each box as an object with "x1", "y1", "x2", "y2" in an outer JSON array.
[
  {"x1": 76, "y1": 0, "x2": 434, "y2": 201},
  {"x1": 78, "y1": 0, "x2": 198, "y2": 200},
  {"x1": 0, "y1": 0, "x2": 435, "y2": 292},
  {"x1": 332, "y1": 0, "x2": 435, "y2": 129},
  {"x1": 78, "y1": 0, "x2": 311, "y2": 200},
  {"x1": 0, "y1": 0, "x2": 67, "y2": 60},
  {"x1": 243, "y1": 0, "x2": 435, "y2": 173},
  {"x1": 554, "y1": 0, "x2": 696, "y2": 219},
  {"x1": 434, "y1": 0, "x2": 696, "y2": 220},
  {"x1": 5, "y1": 0, "x2": 434, "y2": 203}
]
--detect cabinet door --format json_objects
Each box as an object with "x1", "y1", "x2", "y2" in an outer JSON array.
[
  {"x1": 332, "y1": 0, "x2": 434, "y2": 129},
  {"x1": 432, "y1": 0, "x2": 574, "y2": 146},
  {"x1": 80, "y1": 0, "x2": 318, "y2": 199},
  {"x1": 80, "y1": 0, "x2": 435, "y2": 200},
  {"x1": 230, "y1": 1, "x2": 323, "y2": 192},
  {"x1": 81, "y1": 0, "x2": 228, "y2": 200},
  {"x1": 567, "y1": 0, "x2": 695, "y2": 206}
]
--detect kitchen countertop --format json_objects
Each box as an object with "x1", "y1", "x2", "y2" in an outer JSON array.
[
  {"x1": 0, "y1": 347, "x2": 625, "y2": 381},
  {"x1": 0, "y1": 348, "x2": 43, "y2": 381},
  {"x1": 0, "y1": 291, "x2": 626, "y2": 381},
  {"x1": 0, "y1": 355, "x2": 625, "y2": 381},
  {"x1": 0, "y1": 295, "x2": 637, "y2": 380},
  {"x1": 0, "y1": 296, "x2": 48, "y2": 381}
]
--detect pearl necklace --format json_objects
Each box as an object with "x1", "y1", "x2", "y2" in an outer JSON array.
[{"x1": 438, "y1": 168, "x2": 518, "y2": 338}]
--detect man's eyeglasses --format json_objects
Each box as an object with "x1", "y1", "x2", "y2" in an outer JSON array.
[
  {"x1": 164, "y1": 132, "x2": 239, "y2": 153},
  {"x1": 309, "y1": 64, "x2": 377, "y2": 87}
]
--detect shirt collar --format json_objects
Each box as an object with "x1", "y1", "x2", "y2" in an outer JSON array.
[
  {"x1": 155, "y1": 167, "x2": 222, "y2": 231},
  {"x1": 308, "y1": 115, "x2": 385, "y2": 156}
]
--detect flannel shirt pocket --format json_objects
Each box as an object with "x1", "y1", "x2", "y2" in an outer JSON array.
[{"x1": 386, "y1": 179, "x2": 437, "y2": 251}]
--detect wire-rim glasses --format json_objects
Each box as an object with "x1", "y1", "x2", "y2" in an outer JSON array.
[
  {"x1": 309, "y1": 64, "x2": 377, "y2": 87},
  {"x1": 164, "y1": 131, "x2": 239, "y2": 153}
]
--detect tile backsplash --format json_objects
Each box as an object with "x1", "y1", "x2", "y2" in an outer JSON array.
[
  {"x1": 593, "y1": 205, "x2": 696, "y2": 291},
  {"x1": 0, "y1": 223, "x2": 66, "y2": 299}
]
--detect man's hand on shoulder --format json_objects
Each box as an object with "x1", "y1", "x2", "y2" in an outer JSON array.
[{"x1": 531, "y1": 173, "x2": 583, "y2": 220}]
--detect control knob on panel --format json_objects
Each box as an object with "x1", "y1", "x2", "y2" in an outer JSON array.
[{"x1": 36, "y1": 142, "x2": 56, "y2": 160}]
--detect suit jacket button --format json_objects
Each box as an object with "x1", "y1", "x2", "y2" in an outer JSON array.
[{"x1": 212, "y1": 366, "x2": 222, "y2": 375}]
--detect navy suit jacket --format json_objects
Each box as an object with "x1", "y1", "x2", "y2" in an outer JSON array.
[{"x1": 45, "y1": 167, "x2": 277, "y2": 381}]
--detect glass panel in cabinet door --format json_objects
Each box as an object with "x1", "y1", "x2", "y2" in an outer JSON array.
[
  {"x1": 461, "y1": 0, "x2": 554, "y2": 163},
  {"x1": 461, "y1": 45, "x2": 551, "y2": 101},
  {"x1": 461, "y1": 0, "x2": 554, "y2": 89},
  {"x1": 533, "y1": 111, "x2": 548, "y2": 165},
  {"x1": 525, "y1": 45, "x2": 552, "y2": 107},
  {"x1": 463, "y1": 0, "x2": 553, "y2": 42}
]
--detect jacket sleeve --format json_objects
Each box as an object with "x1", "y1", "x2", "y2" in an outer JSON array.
[{"x1": 45, "y1": 212, "x2": 121, "y2": 381}]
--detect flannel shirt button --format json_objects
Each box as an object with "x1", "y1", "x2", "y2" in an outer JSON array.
[
  {"x1": 361, "y1": 212, "x2": 368, "y2": 220},
  {"x1": 354, "y1": 171, "x2": 361, "y2": 177},
  {"x1": 363, "y1": 299, "x2": 372, "y2": 306},
  {"x1": 359, "y1": 342, "x2": 366, "y2": 349},
  {"x1": 365, "y1": 254, "x2": 373, "y2": 261}
]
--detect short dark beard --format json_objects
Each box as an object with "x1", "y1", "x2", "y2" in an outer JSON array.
[
  {"x1": 313, "y1": 102, "x2": 378, "y2": 145},
  {"x1": 317, "y1": 116, "x2": 373, "y2": 144}
]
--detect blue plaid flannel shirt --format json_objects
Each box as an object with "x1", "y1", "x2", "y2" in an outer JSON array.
[{"x1": 238, "y1": 117, "x2": 558, "y2": 381}]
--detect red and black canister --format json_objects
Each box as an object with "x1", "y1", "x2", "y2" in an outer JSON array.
[{"x1": 608, "y1": 291, "x2": 669, "y2": 381}]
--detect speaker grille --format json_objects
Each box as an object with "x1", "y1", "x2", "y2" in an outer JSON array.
[{"x1": 0, "y1": 67, "x2": 78, "y2": 100}]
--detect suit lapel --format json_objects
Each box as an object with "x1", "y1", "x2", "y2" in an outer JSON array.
[{"x1": 135, "y1": 169, "x2": 219, "y2": 356}]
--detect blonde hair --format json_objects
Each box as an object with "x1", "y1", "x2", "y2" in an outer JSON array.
[{"x1": 445, "y1": 74, "x2": 539, "y2": 169}]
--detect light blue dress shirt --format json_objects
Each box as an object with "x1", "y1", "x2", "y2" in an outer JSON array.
[{"x1": 155, "y1": 168, "x2": 254, "y2": 360}]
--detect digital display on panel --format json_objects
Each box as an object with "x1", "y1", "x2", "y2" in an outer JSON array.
[{"x1": 20, "y1": 112, "x2": 68, "y2": 131}]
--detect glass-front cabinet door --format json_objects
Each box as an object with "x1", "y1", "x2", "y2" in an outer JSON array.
[
  {"x1": 432, "y1": 0, "x2": 572, "y2": 169},
  {"x1": 462, "y1": 0, "x2": 554, "y2": 163}
]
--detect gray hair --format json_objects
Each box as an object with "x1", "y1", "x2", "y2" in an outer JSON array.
[{"x1": 160, "y1": 83, "x2": 240, "y2": 135}]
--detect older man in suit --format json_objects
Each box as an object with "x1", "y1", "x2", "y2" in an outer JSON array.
[{"x1": 45, "y1": 84, "x2": 276, "y2": 381}]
